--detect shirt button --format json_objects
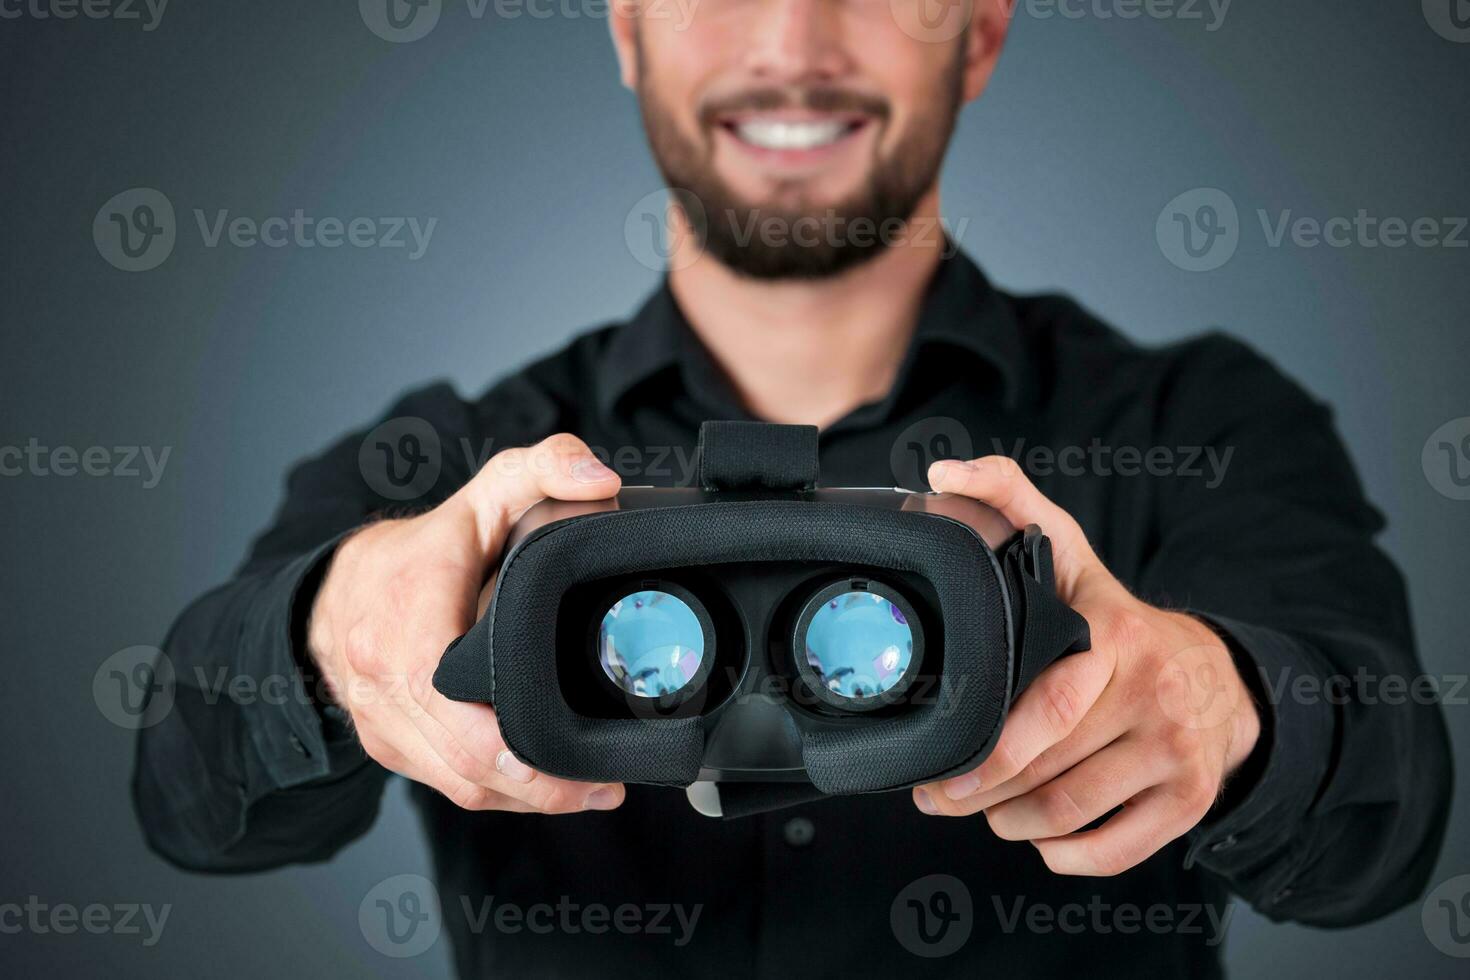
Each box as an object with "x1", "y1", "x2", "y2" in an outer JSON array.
[
  {"x1": 783, "y1": 817, "x2": 815, "y2": 848},
  {"x1": 1273, "y1": 887, "x2": 1294, "y2": 904},
  {"x1": 1209, "y1": 834, "x2": 1238, "y2": 853},
  {"x1": 288, "y1": 733, "x2": 309, "y2": 757}
]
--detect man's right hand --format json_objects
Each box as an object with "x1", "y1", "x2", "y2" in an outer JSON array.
[{"x1": 306, "y1": 433, "x2": 626, "y2": 814}]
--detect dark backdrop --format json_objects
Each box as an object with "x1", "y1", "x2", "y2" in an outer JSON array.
[{"x1": 1, "y1": 2, "x2": 1467, "y2": 977}]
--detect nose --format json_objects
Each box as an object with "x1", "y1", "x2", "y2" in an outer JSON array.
[{"x1": 744, "y1": 0, "x2": 851, "y2": 86}]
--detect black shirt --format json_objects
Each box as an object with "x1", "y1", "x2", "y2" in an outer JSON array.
[{"x1": 133, "y1": 250, "x2": 1452, "y2": 978}]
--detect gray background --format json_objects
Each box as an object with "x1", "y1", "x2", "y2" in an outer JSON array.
[{"x1": 1, "y1": 1, "x2": 1466, "y2": 976}]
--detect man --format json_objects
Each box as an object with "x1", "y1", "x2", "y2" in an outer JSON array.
[{"x1": 133, "y1": 1, "x2": 1452, "y2": 976}]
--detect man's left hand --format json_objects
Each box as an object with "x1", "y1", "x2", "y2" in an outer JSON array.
[{"x1": 913, "y1": 456, "x2": 1262, "y2": 877}]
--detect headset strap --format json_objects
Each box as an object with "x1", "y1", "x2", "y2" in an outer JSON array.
[{"x1": 697, "y1": 420, "x2": 819, "y2": 492}]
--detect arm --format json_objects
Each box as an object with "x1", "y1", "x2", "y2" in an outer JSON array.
[
  {"x1": 131, "y1": 425, "x2": 398, "y2": 872},
  {"x1": 134, "y1": 388, "x2": 629, "y2": 872},
  {"x1": 1136, "y1": 335, "x2": 1453, "y2": 925},
  {"x1": 911, "y1": 336, "x2": 1451, "y2": 927}
]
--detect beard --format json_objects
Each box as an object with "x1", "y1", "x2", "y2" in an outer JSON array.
[{"x1": 636, "y1": 49, "x2": 965, "y2": 281}]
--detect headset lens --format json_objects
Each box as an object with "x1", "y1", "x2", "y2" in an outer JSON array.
[
  {"x1": 598, "y1": 590, "x2": 706, "y2": 698},
  {"x1": 802, "y1": 590, "x2": 915, "y2": 701}
]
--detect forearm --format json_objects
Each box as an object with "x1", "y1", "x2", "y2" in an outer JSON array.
[
  {"x1": 132, "y1": 540, "x2": 389, "y2": 872},
  {"x1": 1182, "y1": 609, "x2": 1453, "y2": 926}
]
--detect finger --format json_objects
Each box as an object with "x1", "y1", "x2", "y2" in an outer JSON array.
[
  {"x1": 983, "y1": 738, "x2": 1164, "y2": 841},
  {"x1": 363, "y1": 713, "x2": 539, "y2": 814},
  {"x1": 408, "y1": 679, "x2": 625, "y2": 813},
  {"x1": 1031, "y1": 777, "x2": 1218, "y2": 876},
  {"x1": 927, "y1": 455, "x2": 1096, "y2": 591},
  {"x1": 453, "y1": 433, "x2": 621, "y2": 555},
  {"x1": 933, "y1": 639, "x2": 1118, "y2": 803},
  {"x1": 923, "y1": 712, "x2": 1127, "y2": 817}
]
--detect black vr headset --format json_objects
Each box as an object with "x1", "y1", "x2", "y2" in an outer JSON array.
[{"x1": 435, "y1": 421, "x2": 1090, "y2": 818}]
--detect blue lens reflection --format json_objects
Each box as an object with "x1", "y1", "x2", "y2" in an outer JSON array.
[
  {"x1": 599, "y1": 590, "x2": 706, "y2": 698},
  {"x1": 803, "y1": 591, "x2": 914, "y2": 699}
]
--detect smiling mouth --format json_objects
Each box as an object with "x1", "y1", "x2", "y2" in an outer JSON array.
[{"x1": 720, "y1": 116, "x2": 871, "y2": 152}]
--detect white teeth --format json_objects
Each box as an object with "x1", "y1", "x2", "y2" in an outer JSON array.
[{"x1": 734, "y1": 119, "x2": 849, "y2": 151}]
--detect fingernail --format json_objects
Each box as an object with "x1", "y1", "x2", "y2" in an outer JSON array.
[
  {"x1": 583, "y1": 787, "x2": 620, "y2": 811},
  {"x1": 496, "y1": 749, "x2": 534, "y2": 783},
  {"x1": 944, "y1": 772, "x2": 982, "y2": 800},
  {"x1": 915, "y1": 788, "x2": 940, "y2": 815},
  {"x1": 571, "y1": 456, "x2": 616, "y2": 484}
]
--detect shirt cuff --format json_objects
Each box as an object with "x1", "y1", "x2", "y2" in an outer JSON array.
[
  {"x1": 1180, "y1": 613, "x2": 1337, "y2": 909},
  {"x1": 239, "y1": 532, "x2": 364, "y2": 790}
]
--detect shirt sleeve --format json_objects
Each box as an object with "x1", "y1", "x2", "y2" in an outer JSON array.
[
  {"x1": 132, "y1": 383, "x2": 474, "y2": 872},
  {"x1": 1133, "y1": 334, "x2": 1453, "y2": 927}
]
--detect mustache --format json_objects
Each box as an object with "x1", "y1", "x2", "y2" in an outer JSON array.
[{"x1": 699, "y1": 87, "x2": 891, "y2": 124}]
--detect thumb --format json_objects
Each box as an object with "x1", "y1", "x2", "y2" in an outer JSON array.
[
  {"x1": 928, "y1": 455, "x2": 1102, "y2": 598},
  {"x1": 447, "y1": 432, "x2": 621, "y2": 560}
]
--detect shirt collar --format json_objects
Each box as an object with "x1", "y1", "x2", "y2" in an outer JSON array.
[{"x1": 596, "y1": 247, "x2": 1026, "y2": 426}]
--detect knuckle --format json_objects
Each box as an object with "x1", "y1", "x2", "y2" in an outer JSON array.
[
  {"x1": 343, "y1": 621, "x2": 385, "y2": 676},
  {"x1": 1038, "y1": 784, "x2": 1086, "y2": 834},
  {"x1": 988, "y1": 740, "x2": 1026, "y2": 783},
  {"x1": 1176, "y1": 772, "x2": 1220, "y2": 816},
  {"x1": 536, "y1": 783, "x2": 585, "y2": 814},
  {"x1": 1160, "y1": 722, "x2": 1204, "y2": 764},
  {"x1": 987, "y1": 454, "x2": 1025, "y2": 483},
  {"x1": 445, "y1": 780, "x2": 492, "y2": 812},
  {"x1": 537, "y1": 432, "x2": 587, "y2": 457},
  {"x1": 1040, "y1": 678, "x2": 1083, "y2": 736},
  {"x1": 1080, "y1": 836, "x2": 1133, "y2": 877},
  {"x1": 1102, "y1": 607, "x2": 1153, "y2": 656},
  {"x1": 985, "y1": 807, "x2": 1025, "y2": 841}
]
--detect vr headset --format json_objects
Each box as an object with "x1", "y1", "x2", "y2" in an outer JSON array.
[{"x1": 435, "y1": 421, "x2": 1090, "y2": 817}]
